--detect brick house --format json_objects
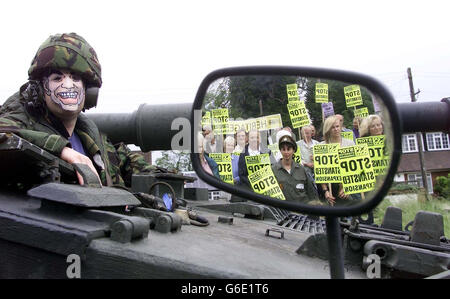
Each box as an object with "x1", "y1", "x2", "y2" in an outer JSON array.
[{"x1": 394, "y1": 132, "x2": 450, "y2": 194}]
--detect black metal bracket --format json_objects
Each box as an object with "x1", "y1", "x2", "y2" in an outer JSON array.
[{"x1": 265, "y1": 228, "x2": 284, "y2": 239}]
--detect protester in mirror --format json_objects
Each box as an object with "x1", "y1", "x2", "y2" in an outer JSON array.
[
  {"x1": 238, "y1": 129, "x2": 272, "y2": 188},
  {"x1": 298, "y1": 125, "x2": 319, "y2": 178},
  {"x1": 336, "y1": 114, "x2": 352, "y2": 133},
  {"x1": 310, "y1": 124, "x2": 321, "y2": 142},
  {"x1": 224, "y1": 136, "x2": 240, "y2": 184},
  {"x1": 198, "y1": 132, "x2": 220, "y2": 179},
  {"x1": 320, "y1": 115, "x2": 361, "y2": 206},
  {"x1": 234, "y1": 128, "x2": 247, "y2": 154},
  {"x1": 272, "y1": 135, "x2": 320, "y2": 204},
  {"x1": 359, "y1": 114, "x2": 384, "y2": 137},
  {"x1": 352, "y1": 116, "x2": 362, "y2": 139},
  {"x1": 202, "y1": 124, "x2": 217, "y2": 153}
]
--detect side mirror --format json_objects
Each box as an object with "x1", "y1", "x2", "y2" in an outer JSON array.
[{"x1": 190, "y1": 66, "x2": 402, "y2": 217}]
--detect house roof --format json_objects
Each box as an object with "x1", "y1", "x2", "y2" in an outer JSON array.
[{"x1": 397, "y1": 150, "x2": 450, "y2": 172}]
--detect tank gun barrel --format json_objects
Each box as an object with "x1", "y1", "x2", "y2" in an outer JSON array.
[
  {"x1": 397, "y1": 99, "x2": 450, "y2": 133},
  {"x1": 87, "y1": 103, "x2": 192, "y2": 152}
]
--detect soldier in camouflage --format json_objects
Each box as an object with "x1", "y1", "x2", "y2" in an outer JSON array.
[{"x1": 0, "y1": 33, "x2": 158, "y2": 188}]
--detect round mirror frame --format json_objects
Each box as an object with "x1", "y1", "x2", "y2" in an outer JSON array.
[{"x1": 191, "y1": 66, "x2": 402, "y2": 217}]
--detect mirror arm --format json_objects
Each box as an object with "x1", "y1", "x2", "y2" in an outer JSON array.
[
  {"x1": 325, "y1": 216, "x2": 345, "y2": 279},
  {"x1": 398, "y1": 99, "x2": 450, "y2": 133}
]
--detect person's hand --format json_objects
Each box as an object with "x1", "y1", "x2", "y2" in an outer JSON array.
[
  {"x1": 60, "y1": 147, "x2": 100, "y2": 185},
  {"x1": 324, "y1": 190, "x2": 336, "y2": 206},
  {"x1": 338, "y1": 188, "x2": 350, "y2": 200}
]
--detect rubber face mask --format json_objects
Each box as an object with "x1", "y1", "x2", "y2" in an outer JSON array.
[{"x1": 43, "y1": 70, "x2": 85, "y2": 112}]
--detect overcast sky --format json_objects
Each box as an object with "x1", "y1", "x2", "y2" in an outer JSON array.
[{"x1": 1, "y1": 0, "x2": 449, "y2": 116}]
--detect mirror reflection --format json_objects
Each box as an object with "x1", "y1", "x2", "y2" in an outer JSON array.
[{"x1": 198, "y1": 75, "x2": 393, "y2": 207}]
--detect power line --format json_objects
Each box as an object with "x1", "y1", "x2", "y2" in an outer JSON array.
[{"x1": 373, "y1": 71, "x2": 405, "y2": 77}]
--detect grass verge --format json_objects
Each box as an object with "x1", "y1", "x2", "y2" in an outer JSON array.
[{"x1": 372, "y1": 195, "x2": 450, "y2": 238}]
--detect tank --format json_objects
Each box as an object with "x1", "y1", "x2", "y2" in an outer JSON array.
[{"x1": 0, "y1": 104, "x2": 448, "y2": 280}]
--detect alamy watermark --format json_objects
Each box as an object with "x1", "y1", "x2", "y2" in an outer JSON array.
[
  {"x1": 365, "y1": 254, "x2": 381, "y2": 279},
  {"x1": 66, "y1": 254, "x2": 81, "y2": 279},
  {"x1": 170, "y1": 109, "x2": 272, "y2": 153}
]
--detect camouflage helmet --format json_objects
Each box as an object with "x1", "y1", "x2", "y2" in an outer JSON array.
[{"x1": 28, "y1": 33, "x2": 102, "y2": 88}]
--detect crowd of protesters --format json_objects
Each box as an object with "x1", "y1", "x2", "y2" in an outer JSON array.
[{"x1": 199, "y1": 112, "x2": 384, "y2": 206}]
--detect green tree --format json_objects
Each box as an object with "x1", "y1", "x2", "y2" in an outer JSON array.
[
  {"x1": 304, "y1": 79, "x2": 375, "y2": 135},
  {"x1": 434, "y1": 174, "x2": 450, "y2": 199},
  {"x1": 200, "y1": 75, "x2": 377, "y2": 141},
  {"x1": 155, "y1": 150, "x2": 193, "y2": 172},
  {"x1": 203, "y1": 77, "x2": 230, "y2": 111},
  {"x1": 226, "y1": 75, "x2": 305, "y2": 125}
]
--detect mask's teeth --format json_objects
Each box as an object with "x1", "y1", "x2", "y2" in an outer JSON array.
[{"x1": 59, "y1": 92, "x2": 78, "y2": 98}]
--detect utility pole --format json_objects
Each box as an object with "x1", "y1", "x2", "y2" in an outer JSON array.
[{"x1": 407, "y1": 67, "x2": 430, "y2": 200}]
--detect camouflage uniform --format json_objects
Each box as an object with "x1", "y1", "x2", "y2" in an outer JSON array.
[
  {"x1": 0, "y1": 33, "x2": 158, "y2": 188},
  {"x1": 272, "y1": 160, "x2": 319, "y2": 204},
  {"x1": 272, "y1": 135, "x2": 320, "y2": 204}
]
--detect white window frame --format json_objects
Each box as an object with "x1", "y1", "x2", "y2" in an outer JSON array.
[
  {"x1": 402, "y1": 134, "x2": 418, "y2": 153},
  {"x1": 407, "y1": 173, "x2": 433, "y2": 194},
  {"x1": 426, "y1": 132, "x2": 450, "y2": 151},
  {"x1": 208, "y1": 190, "x2": 221, "y2": 201},
  {"x1": 402, "y1": 134, "x2": 426, "y2": 153}
]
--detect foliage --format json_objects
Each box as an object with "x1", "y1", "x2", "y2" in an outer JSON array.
[
  {"x1": 203, "y1": 77, "x2": 230, "y2": 111},
  {"x1": 227, "y1": 75, "x2": 304, "y2": 122},
  {"x1": 303, "y1": 79, "x2": 374, "y2": 135},
  {"x1": 202, "y1": 75, "x2": 375, "y2": 140},
  {"x1": 373, "y1": 196, "x2": 449, "y2": 238},
  {"x1": 434, "y1": 174, "x2": 450, "y2": 200},
  {"x1": 155, "y1": 150, "x2": 193, "y2": 172},
  {"x1": 204, "y1": 75, "x2": 305, "y2": 127},
  {"x1": 389, "y1": 182, "x2": 419, "y2": 192}
]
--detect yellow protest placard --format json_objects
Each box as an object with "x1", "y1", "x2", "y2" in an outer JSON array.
[
  {"x1": 341, "y1": 131, "x2": 354, "y2": 141},
  {"x1": 293, "y1": 141, "x2": 302, "y2": 164},
  {"x1": 315, "y1": 83, "x2": 328, "y2": 103},
  {"x1": 202, "y1": 111, "x2": 211, "y2": 128},
  {"x1": 313, "y1": 144, "x2": 341, "y2": 183},
  {"x1": 209, "y1": 153, "x2": 234, "y2": 184},
  {"x1": 356, "y1": 135, "x2": 389, "y2": 176},
  {"x1": 238, "y1": 115, "x2": 282, "y2": 133},
  {"x1": 245, "y1": 154, "x2": 271, "y2": 175},
  {"x1": 248, "y1": 166, "x2": 286, "y2": 200},
  {"x1": 354, "y1": 107, "x2": 369, "y2": 118},
  {"x1": 231, "y1": 120, "x2": 246, "y2": 134},
  {"x1": 344, "y1": 85, "x2": 363, "y2": 108},
  {"x1": 256, "y1": 117, "x2": 269, "y2": 131},
  {"x1": 266, "y1": 114, "x2": 283, "y2": 130},
  {"x1": 244, "y1": 118, "x2": 256, "y2": 132},
  {"x1": 286, "y1": 83, "x2": 300, "y2": 102},
  {"x1": 212, "y1": 108, "x2": 229, "y2": 135},
  {"x1": 268, "y1": 143, "x2": 280, "y2": 161},
  {"x1": 338, "y1": 144, "x2": 376, "y2": 194},
  {"x1": 287, "y1": 100, "x2": 310, "y2": 129}
]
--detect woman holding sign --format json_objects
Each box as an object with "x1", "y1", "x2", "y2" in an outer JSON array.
[
  {"x1": 272, "y1": 135, "x2": 319, "y2": 204},
  {"x1": 234, "y1": 128, "x2": 247, "y2": 154},
  {"x1": 238, "y1": 130, "x2": 272, "y2": 188},
  {"x1": 224, "y1": 136, "x2": 240, "y2": 185},
  {"x1": 299, "y1": 125, "x2": 319, "y2": 177},
  {"x1": 359, "y1": 115, "x2": 384, "y2": 137},
  {"x1": 320, "y1": 115, "x2": 360, "y2": 206},
  {"x1": 352, "y1": 117, "x2": 362, "y2": 139},
  {"x1": 358, "y1": 114, "x2": 388, "y2": 181},
  {"x1": 197, "y1": 133, "x2": 221, "y2": 179},
  {"x1": 323, "y1": 115, "x2": 355, "y2": 147}
]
